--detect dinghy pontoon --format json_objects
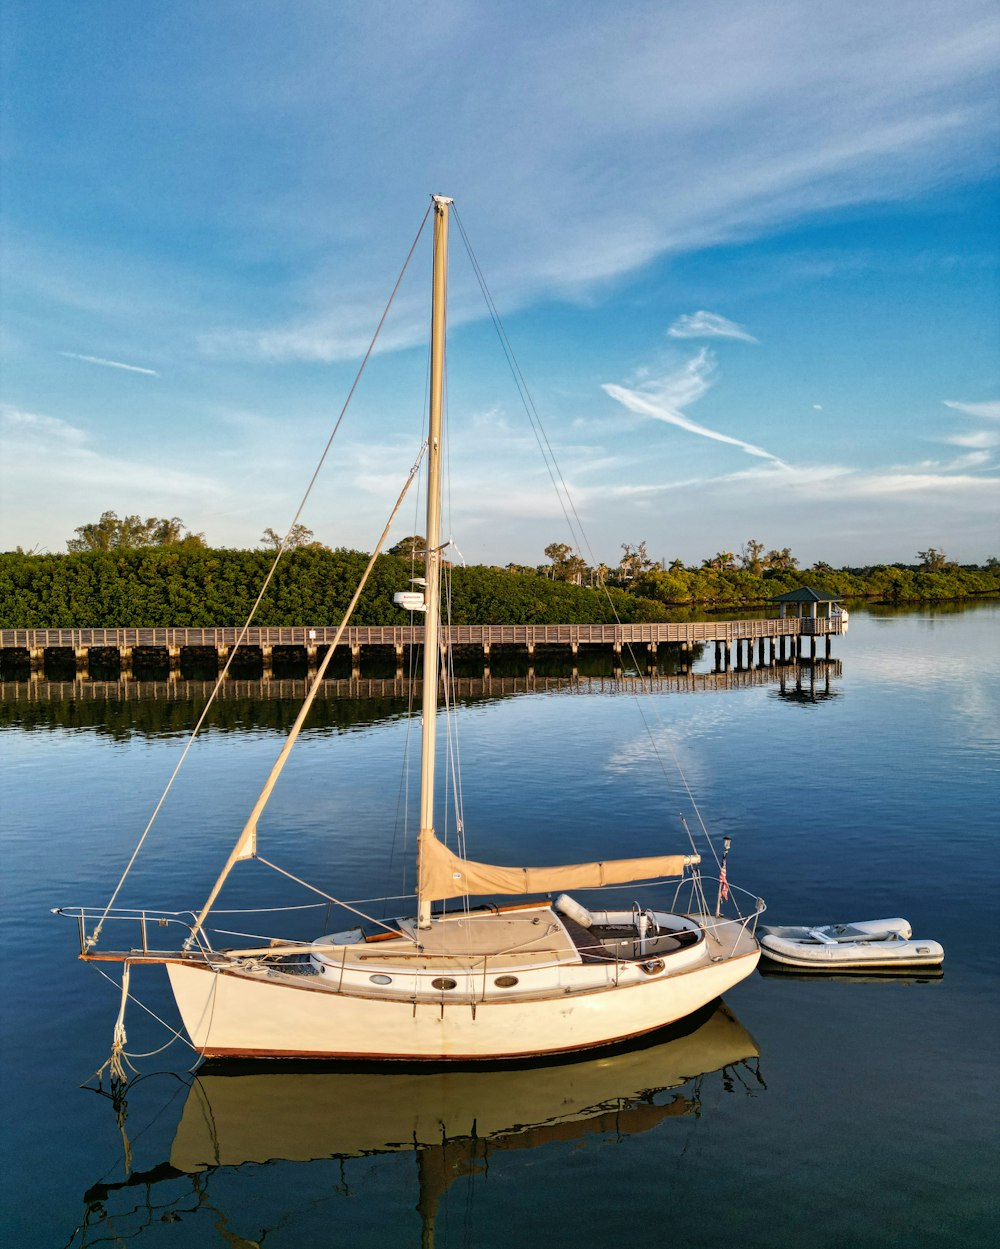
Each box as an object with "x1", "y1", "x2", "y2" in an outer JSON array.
[{"x1": 760, "y1": 918, "x2": 943, "y2": 970}]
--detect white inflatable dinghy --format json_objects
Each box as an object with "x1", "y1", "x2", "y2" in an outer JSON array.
[{"x1": 760, "y1": 918, "x2": 944, "y2": 969}]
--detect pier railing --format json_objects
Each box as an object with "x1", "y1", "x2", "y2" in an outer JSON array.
[
  {"x1": 0, "y1": 619, "x2": 843, "y2": 680},
  {"x1": 0, "y1": 617, "x2": 844, "y2": 652}
]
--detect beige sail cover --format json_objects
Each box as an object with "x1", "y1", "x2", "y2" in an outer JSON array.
[{"x1": 418, "y1": 831, "x2": 700, "y2": 903}]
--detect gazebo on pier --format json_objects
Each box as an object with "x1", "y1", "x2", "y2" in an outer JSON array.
[
  {"x1": 771, "y1": 586, "x2": 844, "y2": 623},
  {"x1": 771, "y1": 586, "x2": 847, "y2": 660}
]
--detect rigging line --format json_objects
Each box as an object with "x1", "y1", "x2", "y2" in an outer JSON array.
[
  {"x1": 458, "y1": 217, "x2": 638, "y2": 676},
  {"x1": 383, "y1": 696, "x2": 414, "y2": 920},
  {"x1": 191, "y1": 902, "x2": 326, "y2": 914},
  {"x1": 254, "y1": 856, "x2": 415, "y2": 939},
  {"x1": 185, "y1": 443, "x2": 428, "y2": 948},
  {"x1": 206, "y1": 927, "x2": 311, "y2": 944},
  {"x1": 453, "y1": 209, "x2": 716, "y2": 855},
  {"x1": 443, "y1": 565, "x2": 468, "y2": 862},
  {"x1": 388, "y1": 333, "x2": 434, "y2": 907},
  {"x1": 275, "y1": 199, "x2": 432, "y2": 553},
  {"x1": 459, "y1": 208, "x2": 719, "y2": 858},
  {"x1": 613, "y1": 683, "x2": 721, "y2": 869},
  {"x1": 455, "y1": 209, "x2": 723, "y2": 871},
  {"x1": 350, "y1": 892, "x2": 417, "y2": 904},
  {"x1": 439, "y1": 342, "x2": 463, "y2": 864},
  {"x1": 458, "y1": 209, "x2": 659, "y2": 728},
  {"x1": 453, "y1": 207, "x2": 588, "y2": 558},
  {"x1": 439, "y1": 562, "x2": 471, "y2": 924},
  {"x1": 88, "y1": 963, "x2": 200, "y2": 1060},
  {"x1": 676, "y1": 811, "x2": 701, "y2": 859},
  {"x1": 382, "y1": 365, "x2": 431, "y2": 913},
  {"x1": 89, "y1": 204, "x2": 432, "y2": 949}
]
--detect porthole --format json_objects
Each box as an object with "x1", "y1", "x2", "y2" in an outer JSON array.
[
  {"x1": 431, "y1": 977, "x2": 457, "y2": 990},
  {"x1": 369, "y1": 973, "x2": 392, "y2": 985},
  {"x1": 493, "y1": 975, "x2": 519, "y2": 988}
]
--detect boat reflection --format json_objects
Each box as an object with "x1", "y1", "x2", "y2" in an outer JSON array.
[
  {"x1": 758, "y1": 961, "x2": 944, "y2": 984},
  {"x1": 77, "y1": 1001, "x2": 762, "y2": 1246}
]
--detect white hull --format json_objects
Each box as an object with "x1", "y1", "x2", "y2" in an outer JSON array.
[
  {"x1": 760, "y1": 917, "x2": 943, "y2": 970},
  {"x1": 759, "y1": 940, "x2": 943, "y2": 970},
  {"x1": 166, "y1": 911, "x2": 759, "y2": 1060}
]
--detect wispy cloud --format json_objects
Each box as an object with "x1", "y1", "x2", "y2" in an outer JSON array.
[
  {"x1": 935, "y1": 398, "x2": 1000, "y2": 468},
  {"x1": 946, "y1": 429, "x2": 1000, "y2": 449},
  {"x1": 830, "y1": 469, "x2": 998, "y2": 498},
  {"x1": 0, "y1": 406, "x2": 214, "y2": 494},
  {"x1": 60, "y1": 352, "x2": 159, "y2": 377},
  {"x1": 602, "y1": 349, "x2": 788, "y2": 465},
  {"x1": 667, "y1": 311, "x2": 758, "y2": 343},
  {"x1": 702, "y1": 453, "x2": 997, "y2": 499},
  {"x1": 943, "y1": 399, "x2": 1000, "y2": 419},
  {"x1": 6, "y1": 4, "x2": 996, "y2": 369},
  {"x1": 914, "y1": 450, "x2": 993, "y2": 472},
  {"x1": 0, "y1": 405, "x2": 222, "y2": 550}
]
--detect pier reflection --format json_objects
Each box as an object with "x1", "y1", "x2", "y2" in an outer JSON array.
[
  {"x1": 770, "y1": 661, "x2": 842, "y2": 704},
  {"x1": 2, "y1": 662, "x2": 842, "y2": 739},
  {"x1": 74, "y1": 1001, "x2": 762, "y2": 1247}
]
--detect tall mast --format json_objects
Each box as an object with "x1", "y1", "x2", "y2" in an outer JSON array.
[{"x1": 417, "y1": 195, "x2": 451, "y2": 928}]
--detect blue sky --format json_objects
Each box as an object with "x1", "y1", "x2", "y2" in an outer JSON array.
[{"x1": 2, "y1": 0, "x2": 998, "y2": 566}]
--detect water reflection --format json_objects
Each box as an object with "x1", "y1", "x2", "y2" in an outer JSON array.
[
  {"x1": 2, "y1": 662, "x2": 842, "y2": 740},
  {"x1": 757, "y1": 962, "x2": 944, "y2": 984},
  {"x1": 73, "y1": 1001, "x2": 762, "y2": 1247},
  {"x1": 769, "y1": 662, "x2": 841, "y2": 705}
]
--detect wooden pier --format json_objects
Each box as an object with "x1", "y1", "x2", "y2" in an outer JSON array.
[{"x1": 0, "y1": 618, "x2": 844, "y2": 680}]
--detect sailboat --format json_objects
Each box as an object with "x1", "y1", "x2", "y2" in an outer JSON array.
[{"x1": 60, "y1": 196, "x2": 763, "y2": 1062}]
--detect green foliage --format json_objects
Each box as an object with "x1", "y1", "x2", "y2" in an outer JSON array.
[
  {"x1": 630, "y1": 560, "x2": 1000, "y2": 608},
  {"x1": 1, "y1": 547, "x2": 997, "y2": 629},
  {"x1": 0, "y1": 549, "x2": 671, "y2": 628}
]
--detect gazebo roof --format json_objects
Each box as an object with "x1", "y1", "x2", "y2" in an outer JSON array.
[{"x1": 770, "y1": 586, "x2": 843, "y2": 603}]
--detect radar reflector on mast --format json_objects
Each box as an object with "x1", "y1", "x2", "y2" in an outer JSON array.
[{"x1": 394, "y1": 591, "x2": 427, "y2": 612}]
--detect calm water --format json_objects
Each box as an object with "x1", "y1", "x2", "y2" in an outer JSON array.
[{"x1": 1, "y1": 605, "x2": 997, "y2": 1248}]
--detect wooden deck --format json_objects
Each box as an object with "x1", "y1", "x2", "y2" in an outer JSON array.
[
  {"x1": 0, "y1": 619, "x2": 843, "y2": 650},
  {"x1": 0, "y1": 619, "x2": 843, "y2": 679}
]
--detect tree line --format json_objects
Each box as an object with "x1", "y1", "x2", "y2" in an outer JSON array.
[
  {"x1": 0, "y1": 514, "x2": 996, "y2": 628},
  {"x1": 0, "y1": 547, "x2": 669, "y2": 629}
]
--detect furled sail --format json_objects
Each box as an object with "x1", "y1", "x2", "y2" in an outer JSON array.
[{"x1": 418, "y1": 830, "x2": 699, "y2": 903}]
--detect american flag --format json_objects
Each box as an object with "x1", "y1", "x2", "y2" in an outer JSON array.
[{"x1": 719, "y1": 861, "x2": 730, "y2": 901}]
